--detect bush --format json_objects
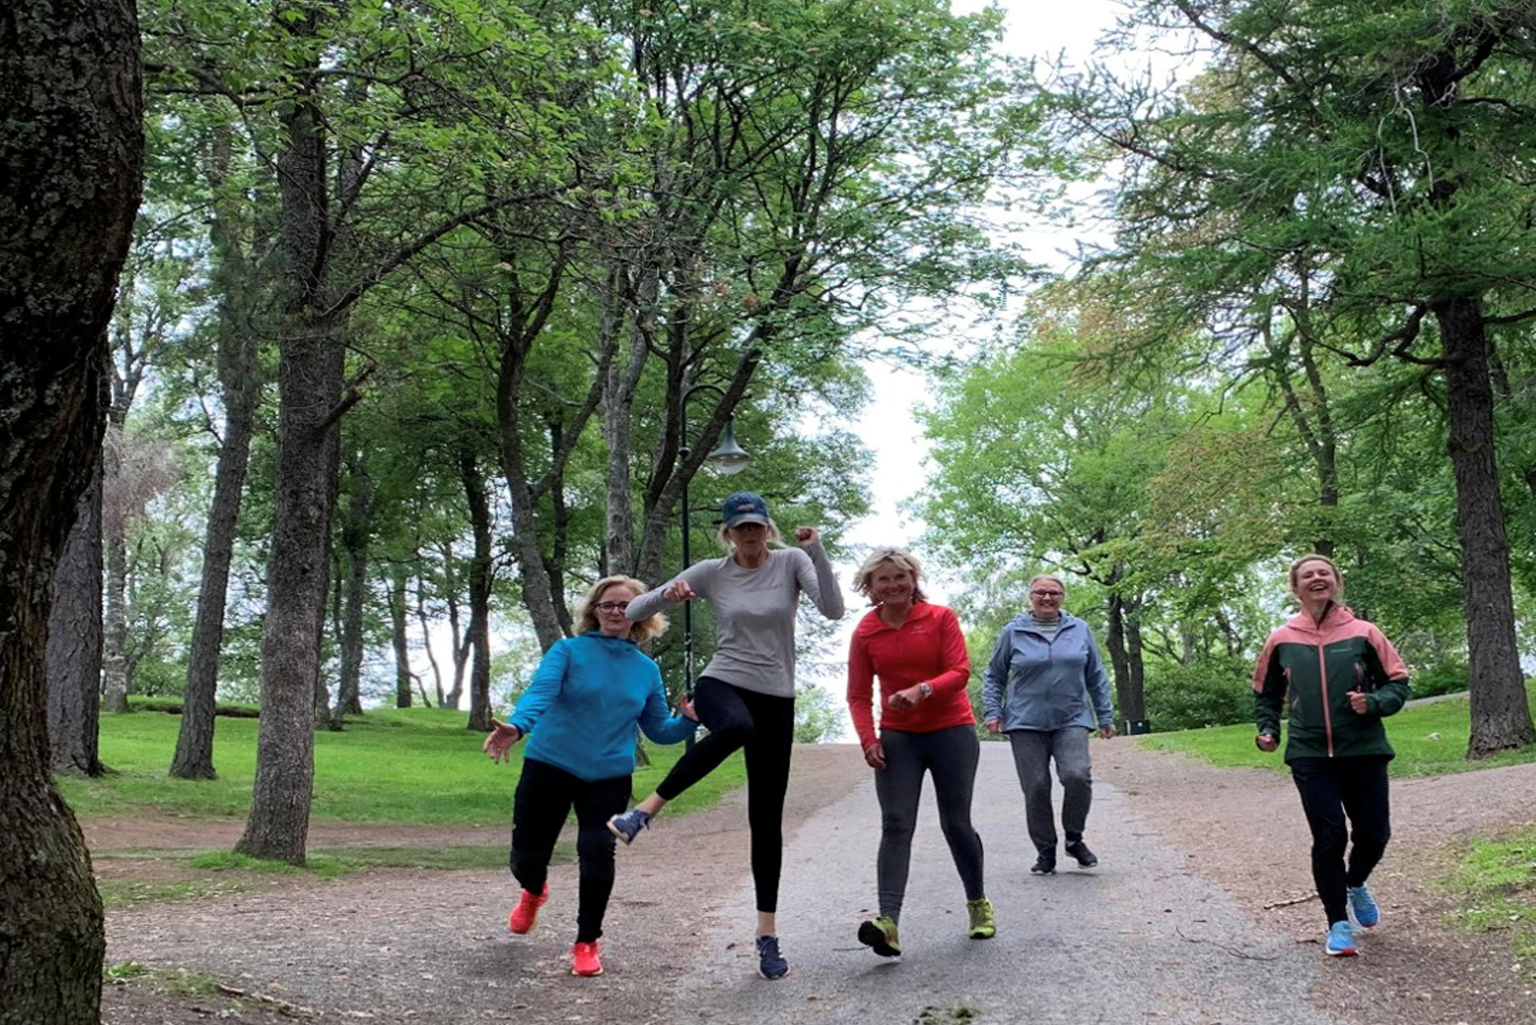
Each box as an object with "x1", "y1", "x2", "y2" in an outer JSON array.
[
  {"x1": 1412, "y1": 661, "x2": 1468, "y2": 698},
  {"x1": 1142, "y1": 658, "x2": 1253, "y2": 733}
]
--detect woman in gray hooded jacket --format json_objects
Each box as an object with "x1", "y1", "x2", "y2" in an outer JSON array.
[{"x1": 982, "y1": 574, "x2": 1115, "y2": 876}]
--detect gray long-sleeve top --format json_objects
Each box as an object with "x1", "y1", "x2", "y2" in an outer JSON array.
[{"x1": 627, "y1": 543, "x2": 845, "y2": 698}]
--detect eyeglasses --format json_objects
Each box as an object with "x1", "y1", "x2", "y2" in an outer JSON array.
[
  {"x1": 595, "y1": 602, "x2": 629, "y2": 613},
  {"x1": 1030, "y1": 590, "x2": 1064, "y2": 599}
]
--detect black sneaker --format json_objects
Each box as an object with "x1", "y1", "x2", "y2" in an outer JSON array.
[
  {"x1": 1064, "y1": 839, "x2": 1098, "y2": 868},
  {"x1": 1030, "y1": 854, "x2": 1056, "y2": 875}
]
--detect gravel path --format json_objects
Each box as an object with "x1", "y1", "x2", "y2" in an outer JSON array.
[
  {"x1": 664, "y1": 743, "x2": 1346, "y2": 1025},
  {"x1": 100, "y1": 740, "x2": 1536, "y2": 1025}
]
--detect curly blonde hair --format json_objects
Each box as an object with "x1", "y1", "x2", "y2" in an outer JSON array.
[
  {"x1": 852, "y1": 546, "x2": 928, "y2": 604},
  {"x1": 575, "y1": 575, "x2": 668, "y2": 642}
]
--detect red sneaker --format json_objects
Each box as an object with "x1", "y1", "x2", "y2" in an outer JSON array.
[
  {"x1": 506, "y1": 883, "x2": 548, "y2": 934},
  {"x1": 571, "y1": 940, "x2": 603, "y2": 977}
]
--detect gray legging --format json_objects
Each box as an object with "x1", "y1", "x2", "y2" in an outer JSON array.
[
  {"x1": 874, "y1": 724, "x2": 985, "y2": 922},
  {"x1": 1007, "y1": 727, "x2": 1093, "y2": 856}
]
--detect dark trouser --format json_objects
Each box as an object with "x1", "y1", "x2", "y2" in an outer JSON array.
[
  {"x1": 1289, "y1": 755, "x2": 1391, "y2": 926},
  {"x1": 1006, "y1": 727, "x2": 1093, "y2": 856},
  {"x1": 511, "y1": 757, "x2": 631, "y2": 943},
  {"x1": 655, "y1": 675, "x2": 795, "y2": 914},
  {"x1": 874, "y1": 725, "x2": 986, "y2": 921}
]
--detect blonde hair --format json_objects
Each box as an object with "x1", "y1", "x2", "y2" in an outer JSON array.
[
  {"x1": 852, "y1": 546, "x2": 929, "y2": 604},
  {"x1": 716, "y1": 517, "x2": 784, "y2": 552},
  {"x1": 575, "y1": 575, "x2": 668, "y2": 642},
  {"x1": 1288, "y1": 554, "x2": 1342, "y2": 598}
]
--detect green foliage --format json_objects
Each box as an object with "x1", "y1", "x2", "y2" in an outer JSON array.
[
  {"x1": 1140, "y1": 679, "x2": 1536, "y2": 777},
  {"x1": 58, "y1": 707, "x2": 741, "y2": 824},
  {"x1": 793, "y1": 683, "x2": 846, "y2": 744},
  {"x1": 1413, "y1": 662, "x2": 1469, "y2": 699},
  {"x1": 1141, "y1": 658, "x2": 1252, "y2": 733}
]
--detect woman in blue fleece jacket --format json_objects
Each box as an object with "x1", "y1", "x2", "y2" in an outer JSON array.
[{"x1": 483, "y1": 575, "x2": 697, "y2": 978}]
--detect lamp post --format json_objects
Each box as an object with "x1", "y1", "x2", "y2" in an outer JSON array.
[{"x1": 679, "y1": 384, "x2": 750, "y2": 697}]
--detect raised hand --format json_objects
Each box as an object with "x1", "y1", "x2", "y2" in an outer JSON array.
[
  {"x1": 663, "y1": 579, "x2": 695, "y2": 602},
  {"x1": 794, "y1": 526, "x2": 820, "y2": 547}
]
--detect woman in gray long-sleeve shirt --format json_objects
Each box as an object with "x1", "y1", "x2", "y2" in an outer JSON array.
[{"x1": 607, "y1": 491, "x2": 844, "y2": 980}]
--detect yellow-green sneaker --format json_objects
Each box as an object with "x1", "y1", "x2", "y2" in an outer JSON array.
[
  {"x1": 857, "y1": 915, "x2": 902, "y2": 957},
  {"x1": 966, "y1": 898, "x2": 996, "y2": 939}
]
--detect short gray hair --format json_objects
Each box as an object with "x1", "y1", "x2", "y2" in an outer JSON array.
[{"x1": 1029, "y1": 574, "x2": 1067, "y2": 596}]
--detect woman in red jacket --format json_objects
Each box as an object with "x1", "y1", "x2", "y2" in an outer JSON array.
[{"x1": 846, "y1": 546, "x2": 992, "y2": 957}]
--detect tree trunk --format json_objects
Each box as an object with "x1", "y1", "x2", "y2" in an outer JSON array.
[
  {"x1": 172, "y1": 132, "x2": 264, "y2": 779},
  {"x1": 1104, "y1": 591, "x2": 1146, "y2": 728},
  {"x1": 334, "y1": 452, "x2": 374, "y2": 721},
  {"x1": 462, "y1": 453, "x2": 495, "y2": 731},
  {"x1": 444, "y1": 545, "x2": 466, "y2": 710},
  {"x1": 601, "y1": 266, "x2": 644, "y2": 575},
  {"x1": 417, "y1": 581, "x2": 447, "y2": 707},
  {"x1": 48, "y1": 455, "x2": 108, "y2": 777},
  {"x1": 1434, "y1": 298, "x2": 1536, "y2": 757},
  {"x1": 235, "y1": 60, "x2": 343, "y2": 862},
  {"x1": 389, "y1": 568, "x2": 413, "y2": 708},
  {"x1": 0, "y1": 1, "x2": 142, "y2": 1019},
  {"x1": 100, "y1": 423, "x2": 130, "y2": 714}
]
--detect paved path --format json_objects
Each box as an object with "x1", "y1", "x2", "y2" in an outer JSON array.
[{"x1": 665, "y1": 743, "x2": 1346, "y2": 1025}]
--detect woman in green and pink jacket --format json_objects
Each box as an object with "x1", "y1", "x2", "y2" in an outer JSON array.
[{"x1": 1253, "y1": 554, "x2": 1410, "y2": 958}]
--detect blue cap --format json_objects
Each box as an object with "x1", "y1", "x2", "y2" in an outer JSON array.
[{"x1": 720, "y1": 491, "x2": 770, "y2": 528}]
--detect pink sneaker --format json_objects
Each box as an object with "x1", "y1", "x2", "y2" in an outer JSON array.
[
  {"x1": 506, "y1": 883, "x2": 548, "y2": 934},
  {"x1": 571, "y1": 940, "x2": 603, "y2": 977}
]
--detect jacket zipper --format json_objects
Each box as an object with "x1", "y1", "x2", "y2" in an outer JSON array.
[{"x1": 1316, "y1": 637, "x2": 1333, "y2": 758}]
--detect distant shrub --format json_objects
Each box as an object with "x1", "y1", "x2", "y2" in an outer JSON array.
[
  {"x1": 129, "y1": 696, "x2": 261, "y2": 718},
  {"x1": 1411, "y1": 661, "x2": 1468, "y2": 698},
  {"x1": 1142, "y1": 658, "x2": 1253, "y2": 733}
]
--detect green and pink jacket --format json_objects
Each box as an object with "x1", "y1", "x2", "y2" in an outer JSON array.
[{"x1": 1252, "y1": 603, "x2": 1411, "y2": 762}]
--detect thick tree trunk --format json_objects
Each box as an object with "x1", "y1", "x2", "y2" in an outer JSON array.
[
  {"x1": 0, "y1": 2, "x2": 143, "y2": 1019},
  {"x1": 601, "y1": 267, "x2": 644, "y2": 575},
  {"x1": 235, "y1": 65, "x2": 342, "y2": 862},
  {"x1": 1435, "y1": 298, "x2": 1536, "y2": 757},
  {"x1": 172, "y1": 139, "x2": 263, "y2": 779},
  {"x1": 462, "y1": 454, "x2": 495, "y2": 731},
  {"x1": 48, "y1": 456, "x2": 108, "y2": 777},
  {"x1": 334, "y1": 453, "x2": 374, "y2": 721},
  {"x1": 389, "y1": 568, "x2": 413, "y2": 708}
]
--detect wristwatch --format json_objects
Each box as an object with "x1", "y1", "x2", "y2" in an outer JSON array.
[{"x1": 918, "y1": 682, "x2": 933, "y2": 700}]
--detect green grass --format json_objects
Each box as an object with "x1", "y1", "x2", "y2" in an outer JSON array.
[
  {"x1": 97, "y1": 877, "x2": 255, "y2": 909},
  {"x1": 104, "y1": 961, "x2": 221, "y2": 997},
  {"x1": 1137, "y1": 679, "x2": 1536, "y2": 777},
  {"x1": 1444, "y1": 824, "x2": 1536, "y2": 977},
  {"x1": 58, "y1": 706, "x2": 742, "y2": 825}
]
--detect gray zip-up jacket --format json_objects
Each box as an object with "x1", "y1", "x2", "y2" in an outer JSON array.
[{"x1": 981, "y1": 612, "x2": 1114, "y2": 732}]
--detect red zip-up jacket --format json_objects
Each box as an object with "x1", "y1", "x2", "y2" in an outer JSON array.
[{"x1": 846, "y1": 602, "x2": 973, "y2": 751}]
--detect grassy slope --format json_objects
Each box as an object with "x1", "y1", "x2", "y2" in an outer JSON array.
[
  {"x1": 1137, "y1": 680, "x2": 1536, "y2": 777},
  {"x1": 60, "y1": 706, "x2": 742, "y2": 825}
]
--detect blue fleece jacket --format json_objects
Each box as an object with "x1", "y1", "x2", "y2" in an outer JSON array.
[
  {"x1": 510, "y1": 632, "x2": 696, "y2": 782},
  {"x1": 981, "y1": 612, "x2": 1114, "y2": 732}
]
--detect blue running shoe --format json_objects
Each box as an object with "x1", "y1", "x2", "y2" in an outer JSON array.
[
  {"x1": 1347, "y1": 884, "x2": 1380, "y2": 928},
  {"x1": 756, "y1": 934, "x2": 790, "y2": 980},
  {"x1": 1325, "y1": 920, "x2": 1358, "y2": 957},
  {"x1": 607, "y1": 808, "x2": 651, "y2": 845}
]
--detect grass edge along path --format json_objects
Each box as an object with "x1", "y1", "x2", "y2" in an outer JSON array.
[
  {"x1": 1443, "y1": 823, "x2": 1536, "y2": 980},
  {"x1": 60, "y1": 706, "x2": 743, "y2": 826}
]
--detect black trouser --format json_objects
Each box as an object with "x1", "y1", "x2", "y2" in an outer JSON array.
[
  {"x1": 1289, "y1": 755, "x2": 1391, "y2": 926},
  {"x1": 655, "y1": 675, "x2": 795, "y2": 914},
  {"x1": 511, "y1": 757, "x2": 631, "y2": 943},
  {"x1": 874, "y1": 725, "x2": 985, "y2": 921}
]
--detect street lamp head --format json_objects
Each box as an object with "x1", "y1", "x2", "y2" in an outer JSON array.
[{"x1": 705, "y1": 418, "x2": 751, "y2": 476}]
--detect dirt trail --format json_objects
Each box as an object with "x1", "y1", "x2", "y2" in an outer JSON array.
[{"x1": 99, "y1": 742, "x2": 1536, "y2": 1025}]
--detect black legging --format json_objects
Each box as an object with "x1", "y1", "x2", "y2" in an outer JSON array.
[
  {"x1": 656, "y1": 675, "x2": 795, "y2": 914},
  {"x1": 510, "y1": 757, "x2": 631, "y2": 943},
  {"x1": 1290, "y1": 755, "x2": 1391, "y2": 926},
  {"x1": 875, "y1": 725, "x2": 985, "y2": 921}
]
